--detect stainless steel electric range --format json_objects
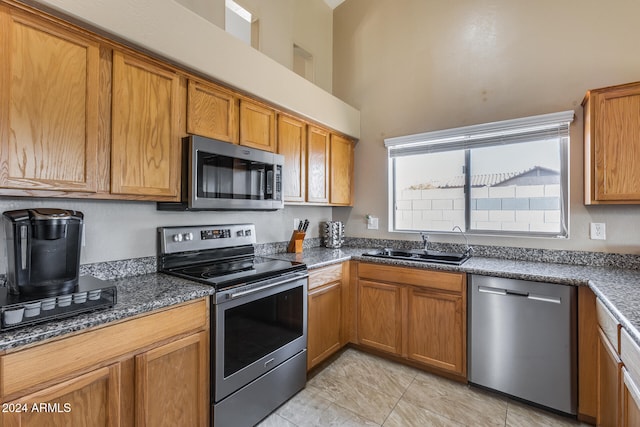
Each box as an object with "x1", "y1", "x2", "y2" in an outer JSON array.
[{"x1": 157, "y1": 224, "x2": 308, "y2": 427}]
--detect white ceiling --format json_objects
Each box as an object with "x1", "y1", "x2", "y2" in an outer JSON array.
[{"x1": 323, "y1": 0, "x2": 346, "y2": 10}]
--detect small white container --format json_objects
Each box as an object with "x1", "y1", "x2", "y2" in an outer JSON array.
[
  {"x1": 24, "y1": 301, "x2": 42, "y2": 318},
  {"x1": 73, "y1": 292, "x2": 87, "y2": 304},
  {"x1": 57, "y1": 295, "x2": 72, "y2": 307},
  {"x1": 4, "y1": 308, "x2": 25, "y2": 325},
  {"x1": 88, "y1": 289, "x2": 102, "y2": 300},
  {"x1": 41, "y1": 298, "x2": 56, "y2": 311}
]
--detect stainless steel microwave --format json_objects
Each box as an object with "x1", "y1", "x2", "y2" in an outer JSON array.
[{"x1": 158, "y1": 135, "x2": 284, "y2": 211}]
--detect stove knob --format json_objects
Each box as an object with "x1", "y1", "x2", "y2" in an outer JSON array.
[
  {"x1": 245, "y1": 229, "x2": 252, "y2": 236},
  {"x1": 183, "y1": 232, "x2": 194, "y2": 241},
  {"x1": 172, "y1": 233, "x2": 183, "y2": 242},
  {"x1": 236, "y1": 230, "x2": 245, "y2": 237}
]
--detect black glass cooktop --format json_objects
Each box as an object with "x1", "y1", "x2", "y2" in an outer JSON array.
[{"x1": 164, "y1": 256, "x2": 306, "y2": 290}]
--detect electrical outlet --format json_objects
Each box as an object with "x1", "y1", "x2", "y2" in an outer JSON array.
[
  {"x1": 590, "y1": 222, "x2": 606, "y2": 240},
  {"x1": 293, "y1": 218, "x2": 300, "y2": 229}
]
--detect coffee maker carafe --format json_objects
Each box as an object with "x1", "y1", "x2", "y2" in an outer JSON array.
[{"x1": 3, "y1": 209, "x2": 83, "y2": 297}]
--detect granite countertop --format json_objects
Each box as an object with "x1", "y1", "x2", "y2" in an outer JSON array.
[
  {"x1": 0, "y1": 273, "x2": 213, "y2": 352},
  {"x1": 270, "y1": 247, "x2": 640, "y2": 347}
]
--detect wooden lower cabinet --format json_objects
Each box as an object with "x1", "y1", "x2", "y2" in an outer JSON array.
[
  {"x1": 597, "y1": 327, "x2": 622, "y2": 427},
  {"x1": 136, "y1": 331, "x2": 209, "y2": 427},
  {"x1": 307, "y1": 263, "x2": 349, "y2": 370},
  {"x1": 0, "y1": 298, "x2": 209, "y2": 427},
  {"x1": 407, "y1": 287, "x2": 465, "y2": 375},
  {"x1": 622, "y1": 368, "x2": 640, "y2": 426},
  {"x1": 308, "y1": 281, "x2": 342, "y2": 369},
  {"x1": 356, "y1": 262, "x2": 466, "y2": 378},
  {"x1": 1, "y1": 364, "x2": 121, "y2": 427},
  {"x1": 357, "y1": 279, "x2": 403, "y2": 355}
]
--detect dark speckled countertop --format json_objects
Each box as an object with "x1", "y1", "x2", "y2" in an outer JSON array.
[
  {"x1": 0, "y1": 273, "x2": 213, "y2": 351},
  {"x1": 270, "y1": 247, "x2": 640, "y2": 348},
  {"x1": 3, "y1": 246, "x2": 639, "y2": 353}
]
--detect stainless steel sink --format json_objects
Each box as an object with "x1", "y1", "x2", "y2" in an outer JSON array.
[{"x1": 362, "y1": 248, "x2": 471, "y2": 265}]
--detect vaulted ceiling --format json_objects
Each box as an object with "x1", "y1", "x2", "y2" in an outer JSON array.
[{"x1": 323, "y1": 0, "x2": 345, "y2": 10}]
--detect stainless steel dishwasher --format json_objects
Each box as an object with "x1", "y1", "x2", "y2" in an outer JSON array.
[{"x1": 469, "y1": 274, "x2": 577, "y2": 415}]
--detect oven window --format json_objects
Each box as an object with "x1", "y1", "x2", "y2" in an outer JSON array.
[
  {"x1": 224, "y1": 286, "x2": 303, "y2": 377},
  {"x1": 197, "y1": 152, "x2": 275, "y2": 200}
]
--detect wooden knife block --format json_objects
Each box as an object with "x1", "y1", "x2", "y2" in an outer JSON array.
[{"x1": 287, "y1": 231, "x2": 305, "y2": 253}]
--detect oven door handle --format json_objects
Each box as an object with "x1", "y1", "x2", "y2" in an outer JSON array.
[{"x1": 228, "y1": 275, "x2": 303, "y2": 299}]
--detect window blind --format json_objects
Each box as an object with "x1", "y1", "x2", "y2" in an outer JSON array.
[{"x1": 384, "y1": 110, "x2": 575, "y2": 158}]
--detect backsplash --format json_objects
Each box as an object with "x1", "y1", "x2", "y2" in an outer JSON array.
[
  {"x1": 4, "y1": 236, "x2": 638, "y2": 286},
  {"x1": 343, "y1": 237, "x2": 640, "y2": 270}
]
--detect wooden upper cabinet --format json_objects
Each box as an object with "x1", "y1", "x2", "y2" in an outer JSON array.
[
  {"x1": 307, "y1": 125, "x2": 330, "y2": 204},
  {"x1": 111, "y1": 51, "x2": 182, "y2": 199},
  {"x1": 330, "y1": 134, "x2": 354, "y2": 206},
  {"x1": 0, "y1": 6, "x2": 99, "y2": 192},
  {"x1": 277, "y1": 115, "x2": 306, "y2": 202},
  {"x1": 187, "y1": 79, "x2": 238, "y2": 143},
  {"x1": 239, "y1": 98, "x2": 276, "y2": 152},
  {"x1": 584, "y1": 81, "x2": 640, "y2": 204}
]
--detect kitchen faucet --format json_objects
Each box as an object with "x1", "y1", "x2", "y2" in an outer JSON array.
[
  {"x1": 420, "y1": 232, "x2": 429, "y2": 251},
  {"x1": 452, "y1": 225, "x2": 473, "y2": 255}
]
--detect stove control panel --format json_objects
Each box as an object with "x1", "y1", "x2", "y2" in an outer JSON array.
[
  {"x1": 201, "y1": 229, "x2": 231, "y2": 240},
  {"x1": 159, "y1": 224, "x2": 257, "y2": 254}
]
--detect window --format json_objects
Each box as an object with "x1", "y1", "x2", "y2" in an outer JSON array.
[
  {"x1": 386, "y1": 111, "x2": 574, "y2": 237},
  {"x1": 293, "y1": 44, "x2": 314, "y2": 83},
  {"x1": 225, "y1": 0, "x2": 259, "y2": 50}
]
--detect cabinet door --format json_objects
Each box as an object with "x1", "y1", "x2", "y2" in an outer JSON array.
[
  {"x1": 407, "y1": 287, "x2": 466, "y2": 376},
  {"x1": 308, "y1": 281, "x2": 342, "y2": 370},
  {"x1": 622, "y1": 368, "x2": 640, "y2": 427},
  {"x1": 329, "y1": 134, "x2": 354, "y2": 205},
  {"x1": 111, "y1": 51, "x2": 181, "y2": 198},
  {"x1": 239, "y1": 99, "x2": 276, "y2": 152},
  {"x1": 307, "y1": 126, "x2": 330, "y2": 203},
  {"x1": 357, "y1": 279, "x2": 402, "y2": 355},
  {"x1": 586, "y1": 82, "x2": 640, "y2": 203},
  {"x1": 0, "y1": 6, "x2": 99, "y2": 192},
  {"x1": 598, "y1": 327, "x2": 622, "y2": 427},
  {"x1": 0, "y1": 364, "x2": 121, "y2": 427},
  {"x1": 278, "y1": 115, "x2": 306, "y2": 202},
  {"x1": 187, "y1": 80, "x2": 238, "y2": 143},
  {"x1": 135, "y1": 331, "x2": 208, "y2": 427}
]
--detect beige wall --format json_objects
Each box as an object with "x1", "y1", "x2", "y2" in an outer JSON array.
[
  {"x1": 32, "y1": 0, "x2": 358, "y2": 137},
  {"x1": 333, "y1": 0, "x2": 640, "y2": 254}
]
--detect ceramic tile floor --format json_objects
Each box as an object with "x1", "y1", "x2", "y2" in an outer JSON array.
[{"x1": 258, "y1": 348, "x2": 592, "y2": 427}]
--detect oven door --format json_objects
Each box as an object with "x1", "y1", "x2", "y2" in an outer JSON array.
[{"x1": 213, "y1": 273, "x2": 307, "y2": 402}]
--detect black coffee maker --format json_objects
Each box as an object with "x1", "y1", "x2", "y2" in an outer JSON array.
[{"x1": 3, "y1": 208, "x2": 84, "y2": 297}]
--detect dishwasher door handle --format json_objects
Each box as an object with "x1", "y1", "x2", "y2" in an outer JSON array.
[
  {"x1": 478, "y1": 286, "x2": 507, "y2": 296},
  {"x1": 478, "y1": 286, "x2": 561, "y2": 304}
]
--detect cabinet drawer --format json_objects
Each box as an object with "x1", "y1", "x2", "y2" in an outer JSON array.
[
  {"x1": 1, "y1": 298, "x2": 208, "y2": 398},
  {"x1": 622, "y1": 329, "x2": 640, "y2": 388},
  {"x1": 358, "y1": 263, "x2": 463, "y2": 293},
  {"x1": 309, "y1": 263, "x2": 343, "y2": 291},
  {"x1": 597, "y1": 298, "x2": 621, "y2": 353}
]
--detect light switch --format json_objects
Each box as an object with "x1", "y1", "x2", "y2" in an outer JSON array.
[{"x1": 367, "y1": 217, "x2": 379, "y2": 230}]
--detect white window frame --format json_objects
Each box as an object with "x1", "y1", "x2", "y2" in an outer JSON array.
[{"x1": 385, "y1": 110, "x2": 574, "y2": 238}]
